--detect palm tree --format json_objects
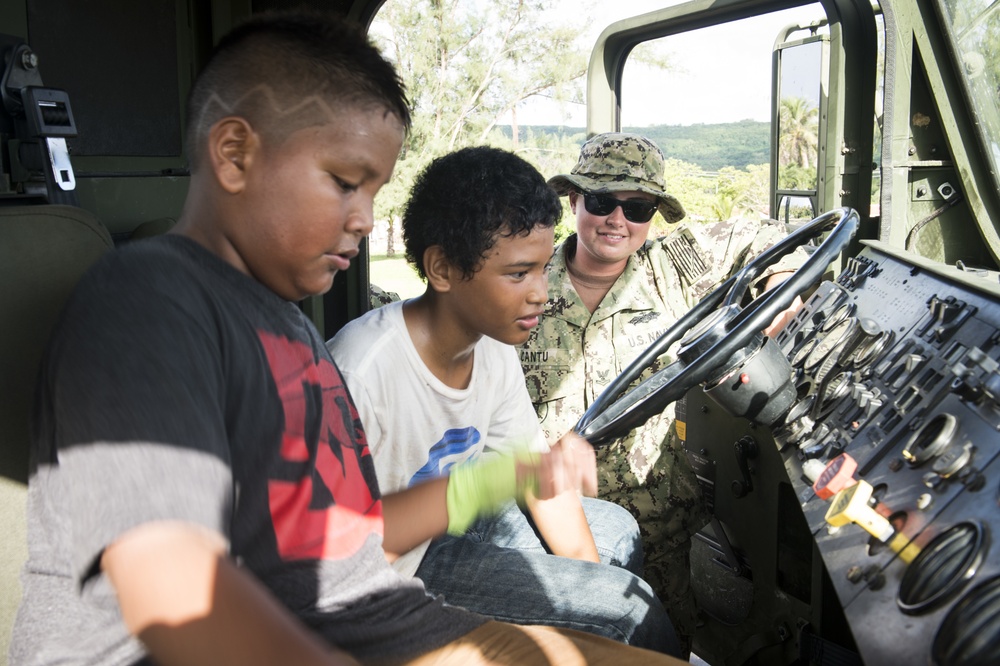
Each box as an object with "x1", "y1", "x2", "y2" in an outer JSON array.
[{"x1": 778, "y1": 96, "x2": 819, "y2": 189}]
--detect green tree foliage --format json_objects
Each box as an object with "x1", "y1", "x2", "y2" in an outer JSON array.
[
  {"x1": 370, "y1": 0, "x2": 589, "y2": 255},
  {"x1": 654, "y1": 159, "x2": 771, "y2": 225},
  {"x1": 777, "y1": 95, "x2": 819, "y2": 189},
  {"x1": 640, "y1": 120, "x2": 770, "y2": 171},
  {"x1": 369, "y1": 0, "x2": 778, "y2": 256}
]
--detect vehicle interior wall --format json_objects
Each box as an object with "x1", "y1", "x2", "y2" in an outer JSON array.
[
  {"x1": 879, "y1": 0, "x2": 1000, "y2": 270},
  {"x1": 0, "y1": 0, "x2": 378, "y2": 232},
  {"x1": 0, "y1": 0, "x2": 379, "y2": 316}
]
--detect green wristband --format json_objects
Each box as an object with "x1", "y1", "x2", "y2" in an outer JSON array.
[{"x1": 445, "y1": 451, "x2": 539, "y2": 536}]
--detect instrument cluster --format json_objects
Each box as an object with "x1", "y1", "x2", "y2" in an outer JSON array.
[{"x1": 769, "y1": 242, "x2": 1000, "y2": 665}]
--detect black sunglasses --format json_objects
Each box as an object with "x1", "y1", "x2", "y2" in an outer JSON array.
[{"x1": 581, "y1": 192, "x2": 658, "y2": 223}]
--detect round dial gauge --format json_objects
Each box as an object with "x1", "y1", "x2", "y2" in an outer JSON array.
[
  {"x1": 792, "y1": 337, "x2": 819, "y2": 368},
  {"x1": 820, "y1": 301, "x2": 856, "y2": 333},
  {"x1": 821, "y1": 371, "x2": 854, "y2": 409},
  {"x1": 903, "y1": 413, "x2": 958, "y2": 465},
  {"x1": 850, "y1": 328, "x2": 894, "y2": 371},
  {"x1": 804, "y1": 316, "x2": 858, "y2": 372}
]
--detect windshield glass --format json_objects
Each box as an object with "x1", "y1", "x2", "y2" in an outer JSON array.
[{"x1": 938, "y1": 0, "x2": 1000, "y2": 177}]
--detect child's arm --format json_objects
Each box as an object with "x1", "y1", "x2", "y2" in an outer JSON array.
[
  {"x1": 381, "y1": 432, "x2": 597, "y2": 560},
  {"x1": 524, "y1": 433, "x2": 601, "y2": 562},
  {"x1": 524, "y1": 490, "x2": 600, "y2": 562},
  {"x1": 102, "y1": 521, "x2": 359, "y2": 666},
  {"x1": 380, "y1": 477, "x2": 450, "y2": 562}
]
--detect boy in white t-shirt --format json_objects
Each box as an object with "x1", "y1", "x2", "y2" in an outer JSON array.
[{"x1": 327, "y1": 146, "x2": 679, "y2": 655}]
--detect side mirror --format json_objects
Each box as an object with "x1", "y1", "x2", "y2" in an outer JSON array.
[{"x1": 770, "y1": 24, "x2": 828, "y2": 220}]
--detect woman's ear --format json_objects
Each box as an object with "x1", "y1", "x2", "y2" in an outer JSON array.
[
  {"x1": 207, "y1": 117, "x2": 258, "y2": 194},
  {"x1": 423, "y1": 245, "x2": 454, "y2": 293},
  {"x1": 567, "y1": 191, "x2": 579, "y2": 214}
]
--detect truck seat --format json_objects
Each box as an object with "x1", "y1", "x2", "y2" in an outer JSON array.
[{"x1": 0, "y1": 204, "x2": 113, "y2": 660}]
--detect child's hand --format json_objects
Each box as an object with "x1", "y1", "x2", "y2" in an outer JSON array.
[
  {"x1": 444, "y1": 434, "x2": 597, "y2": 535},
  {"x1": 532, "y1": 432, "x2": 597, "y2": 499}
]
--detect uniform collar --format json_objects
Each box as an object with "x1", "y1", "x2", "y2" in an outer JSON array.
[{"x1": 547, "y1": 235, "x2": 662, "y2": 322}]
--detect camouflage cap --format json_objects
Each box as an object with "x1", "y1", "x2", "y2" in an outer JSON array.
[{"x1": 548, "y1": 132, "x2": 685, "y2": 223}]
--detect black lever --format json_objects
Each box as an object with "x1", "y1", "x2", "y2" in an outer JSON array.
[{"x1": 732, "y1": 436, "x2": 759, "y2": 498}]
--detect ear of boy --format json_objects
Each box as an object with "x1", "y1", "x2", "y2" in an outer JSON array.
[
  {"x1": 209, "y1": 117, "x2": 259, "y2": 194},
  {"x1": 422, "y1": 245, "x2": 456, "y2": 293}
]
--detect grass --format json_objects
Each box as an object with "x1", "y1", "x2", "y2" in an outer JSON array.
[{"x1": 369, "y1": 253, "x2": 425, "y2": 300}]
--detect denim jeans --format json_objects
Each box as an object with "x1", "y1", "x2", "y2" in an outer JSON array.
[{"x1": 414, "y1": 497, "x2": 681, "y2": 656}]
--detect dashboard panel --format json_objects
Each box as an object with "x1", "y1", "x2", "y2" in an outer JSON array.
[{"x1": 687, "y1": 240, "x2": 1000, "y2": 665}]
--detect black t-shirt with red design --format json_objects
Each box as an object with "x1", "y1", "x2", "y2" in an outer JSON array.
[{"x1": 12, "y1": 235, "x2": 483, "y2": 666}]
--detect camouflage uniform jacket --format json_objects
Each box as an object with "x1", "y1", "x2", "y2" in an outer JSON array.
[{"x1": 519, "y1": 217, "x2": 804, "y2": 607}]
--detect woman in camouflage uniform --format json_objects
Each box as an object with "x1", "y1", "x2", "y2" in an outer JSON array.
[{"x1": 520, "y1": 133, "x2": 804, "y2": 654}]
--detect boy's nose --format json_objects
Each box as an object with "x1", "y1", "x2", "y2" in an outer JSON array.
[
  {"x1": 529, "y1": 272, "x2": 548, "y2": 304},
  {"x1": 345, "y1": 199, "x2": 375, "y2": 238}
]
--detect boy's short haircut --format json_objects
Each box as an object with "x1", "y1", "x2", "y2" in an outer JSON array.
[
  {"x1": 403, "y1": 146, "x2": 562, "y2": 280},
  {"x1": 185, "y1": 10, "x2": 411, "y2": 169}
]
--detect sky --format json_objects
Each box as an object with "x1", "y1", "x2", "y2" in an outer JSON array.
[{"x1": 515, "y1": 0, "x2": 826, "y2": 127}]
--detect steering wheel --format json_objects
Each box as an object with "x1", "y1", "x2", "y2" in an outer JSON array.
[{"x1": 575, "y1": 207, "x2": 859, "y2": 446}]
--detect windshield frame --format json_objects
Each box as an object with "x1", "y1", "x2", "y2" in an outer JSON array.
[{"x1": 934, "y1": 0, "x2": 1000, "y2": 192}]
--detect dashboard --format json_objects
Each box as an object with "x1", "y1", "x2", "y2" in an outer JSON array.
[{"x1": 686, "y1": 240, "x2": 1000, "y2": 665}]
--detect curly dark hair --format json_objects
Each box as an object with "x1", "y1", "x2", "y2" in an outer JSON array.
[{"x1": 403, "y1": 146, "x2": 562, "y2": 280}]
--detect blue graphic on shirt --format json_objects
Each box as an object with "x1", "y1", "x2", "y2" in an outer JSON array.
[{"x1": 409, "y1": 427, "x2": 481, "y2": 486}]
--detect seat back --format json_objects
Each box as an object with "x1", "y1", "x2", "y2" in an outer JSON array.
[{"x1": 0, "y1": 205, "x2": 113, "y2": 661}]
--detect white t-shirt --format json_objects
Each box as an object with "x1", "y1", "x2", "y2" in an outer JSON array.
[{"x1": 327, "y1": 300, "x2": 546, "y2": 577}]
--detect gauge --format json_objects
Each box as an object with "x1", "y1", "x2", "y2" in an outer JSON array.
[
  {"x1": 677, "y1": 305, "x2": 740, "y2": 362},
  {"x1": 933, "y1": 442, "x2": 973, "y2": 478},
  {"x1": 820, "y1": 301, "x2": 856, "y2": 333},
  {"x1": 821, "y1": 371, "x2": 853, "y2": 409},
  {"x1": 775, "y1": 395, "x2": 816, "y2": 445},
  {"x1": 903, "y1": 413, "x2": 958, "y2": 465},
  {"x1": 804, "y1": 316, "x2": 858, "y2": 372},
  {"x1": 791, "y1": 337, "x2": 819, "y2": 368},
  {"x1": 851, "y1": 329, "x2": 894, "y2": 370},
  {"x1": 845, "y1": 318, "x2": 894, "y2": 371}
]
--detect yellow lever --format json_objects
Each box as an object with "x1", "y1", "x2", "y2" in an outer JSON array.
[{"x1": 825, "y1": 480, "x2": 920, "y2": 563}]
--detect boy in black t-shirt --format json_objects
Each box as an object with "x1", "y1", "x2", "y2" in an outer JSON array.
[{"x1": 11, "y1": 11, "x2": 686, "y2": 666}]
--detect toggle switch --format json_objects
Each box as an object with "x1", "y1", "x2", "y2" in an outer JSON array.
[{"x1": 813, "y1": 453, "x2": 858, "y2": 500}]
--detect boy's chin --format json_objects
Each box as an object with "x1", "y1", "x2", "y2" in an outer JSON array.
[{"x1": 496, "y1": 329, "x2": 532, "y2": 346}]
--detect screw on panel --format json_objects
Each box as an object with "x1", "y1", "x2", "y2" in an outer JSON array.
[
  {"x1": 21, "y1": 50, "x2": 38, "y2": 69},
  {"x1": 866, "y1": 571, "x2": 886, "y2": 590}
]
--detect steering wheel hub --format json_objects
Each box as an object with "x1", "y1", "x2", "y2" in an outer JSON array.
[
  {"x1": 703, "y1": 336, "x2": 797, "y2": 425},
  {"x1": 678, "y1": 304, "x2": 765, "y2": 383}
]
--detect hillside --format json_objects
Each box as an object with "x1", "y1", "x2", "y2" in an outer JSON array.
[{"x1": 504, "y1": 119, "x2": 770, "y2": 172}]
